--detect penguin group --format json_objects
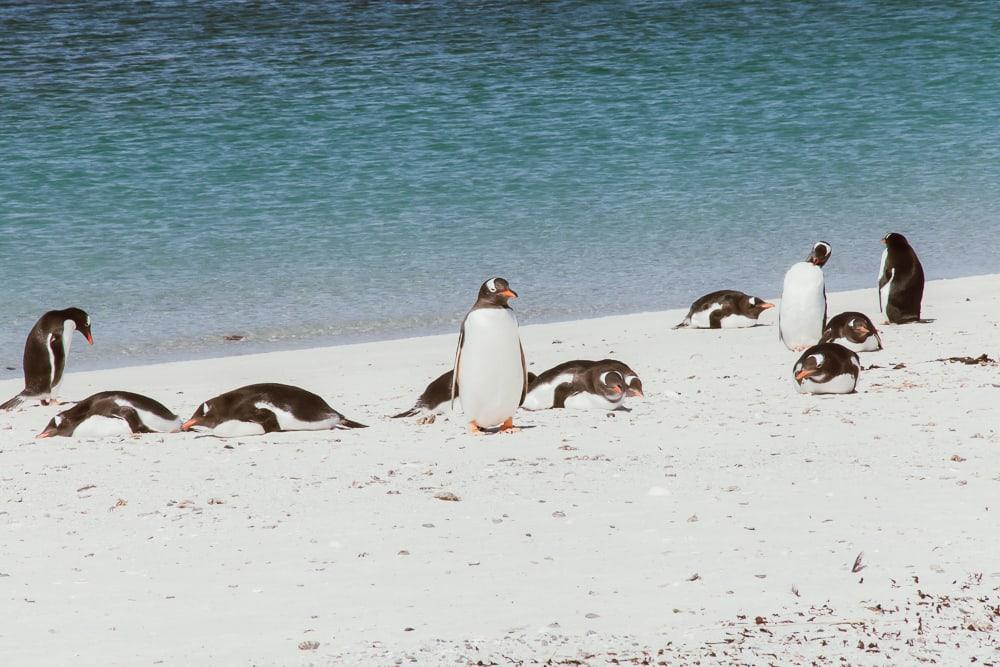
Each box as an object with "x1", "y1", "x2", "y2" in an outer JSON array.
[
  {"x1": 677, "y1": 233, "x2": 924, "y2": 395},
  {"x1": 3, "y1": 232, "x2": 925, "y2": 437}
]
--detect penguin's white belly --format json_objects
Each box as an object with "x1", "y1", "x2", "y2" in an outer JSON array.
[
  {"x1": 828, "y1": 336, "x2": 880, "y2": 353},
  {"x1": 255, "y1": 402, "x2": 339, "y2": 431},
  {"x1": 457, "y1": 309, "x2": 524, "y2": 427},
  {"x1": 779, "y1": 263, "x2": 826, "y2": 349},
  {"x1": 207, "y1": 420, "x2": 267, "y2": 438},
  {"x1": 521, "y1": 373, "x2": 574, "y2": 410},
  {"x1": 689, "y1": 304, "x2": 721, "y2": 328},
  {"x1": 115, "y1": 399, "x2": 182, "y2": 432},
  {"x1": 795, "y1": 374, "x2": 857, "y2": 395},
  {"x1": 72, "y1": 415, "x2": 132, "y2": 438},
  {"x1": 563, "y1": 391, "x2": 623, "y2": 411},
  {"x1": 878, "y1": 249, "x2": 891, "y2": 312},
  {"x1": 720, "y1": 313, "x2": 757, "y2": 329},
  {"x1": 51, "y1": 320, "x2": 76, "y2": 398}
]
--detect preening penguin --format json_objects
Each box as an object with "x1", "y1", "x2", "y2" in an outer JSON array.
[
  {"x1": 181, "y1": 383, "x2": 367, "y2": 437},
  {"x1": 37, "y1": 391, "x2": 182, "y2": 438},
  {"x1": 879, "y1": 233, "x2": 925, "y2": 324},
  {"x1": 452, "y1": 277, "x2": 528, "y2": 434},
  {"x1": 792, "y1": 343, "x2": 860, "y2": 395},
  {"x1": 522, "y1": 359, "x2": 644, "y2": 410},
  {"x1": 778, "y1": 242, "x2": 830, "y2": 352},
  {"x1": 1, "y1": 307, "x2": 94, "y2": 411},
  {"x1": 820, "y1": 312, "x2": 883, "y2": 352},
  {"x1": 673, "y1": 290, "x2": 774, "y2": 329}
]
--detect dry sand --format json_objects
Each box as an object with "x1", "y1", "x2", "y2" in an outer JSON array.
[{"x1": 1, "y1": 275, "x2": 998, "y2": 665}]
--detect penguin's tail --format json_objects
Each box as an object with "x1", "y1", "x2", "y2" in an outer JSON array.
[
  {"x1": 390, "y1": 406, "x2": 420, "y2": 419},
  {"x1": 0, "y1": 393, "x2": 25, "y2": 411},
  {"x1": 672, "y1": 319, "x2": 690, "y2": 330},
  {"x1": 338, "y1": 417, "x2": 368, "y2": 429}
]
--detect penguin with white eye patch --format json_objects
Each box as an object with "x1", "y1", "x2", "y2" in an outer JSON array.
[
  {"x1": 779, "y1": 242, "x2": 831, "y2": 351},
  {"x1": 522, "y1": 359, "x2": 643, "y2": 410},
  {"x1": 673, "y1": 290, "x2": 774, "y2": 329},
  {"x1": 36, "y1": 391, "x2": 182, "y2": 438},
  {"x1": 820, "y1": 312, "x2": 883, "y2": 352},
  {"x1": 452, "y1": 277, "x2": 528, "y2": 434},
  {"x1": 1, "y1": 307, "x2": 94, "y2": 410},
  {"x1": 792, "y1": 343, "x2": 860, "y2": 395},
  {"x1": 181, "y1": 383, "x2": 366, "y2": 437}
]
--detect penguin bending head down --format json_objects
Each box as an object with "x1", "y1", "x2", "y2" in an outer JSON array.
[
  {"x1": 181, "y1": 383, "x2": 366, "y2": 437},
  {"x1": 522, "y1": 359, "x2": 644, "y2": 411},
  {"x1": 879, "y1": 233, "x2": 925, "y2": 324},
  {"x1": 674, "y1": 290, "x2": 774, "y2": 329},
  {"x1": 392, "y1": 368, "x2": 539, "y2": 419},
  {"x1": 37, "y1": 391, "x2": 182, "y2": 438},
  {"x1": 793, "y1": 342, "x2": 860, "y2": 395},
  {"x1": 778, "y1": 242, "x2": 830, "y2": 352},
  {"x1": 820, "y1": 312, "x2": 883, "y2": 352},
  {"x1": 452, "y1": 277, "x2": 528, "y2": 434},
  {"x1": 1, "y1": 307, "x2": 94, "y2": 411}
]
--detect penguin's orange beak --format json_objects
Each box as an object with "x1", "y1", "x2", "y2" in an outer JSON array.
[
  {"x1": 85, "y1": 332, "x2": 94, "y2": 345},
  {"x1": 609, "y1": 385, "x2": 623, "y2": 394},
  {"x1": 855, "y1": 325, "x2": 870, "y2": 336},
  {"x1": 181, "y1": 417, "x2": 200, "y2": 431},
  {"x1": 628, "y1": 387, "x2": 644, "y2": 397},
  {"x1": 501, "y1": 289, "x2": 517, "y2": 299},
  {"x1": 795, "y1": 369, "x2": 816, "y2": 381},
  {"x1": 760, "y1": 302, "x2": 775, "y2": 310}
]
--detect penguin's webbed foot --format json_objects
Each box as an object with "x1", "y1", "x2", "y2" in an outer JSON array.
[
  {"x1": 467, "y1": 421, "x2": 484, "y2": 435},
  {"x1": 499, "y1": 418, "x2": 520, "y2": 434}
]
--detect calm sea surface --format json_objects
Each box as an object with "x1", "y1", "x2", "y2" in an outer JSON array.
[{"x1": 2, "y1": 1, "x2": 999, "y2": 371}]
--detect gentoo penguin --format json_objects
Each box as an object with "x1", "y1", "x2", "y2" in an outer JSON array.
[
  {"x1": 879, "y1": 232, "x2": 925, "y2": 324},
  {"x1": 792, "y1": 343, "x2": 860, "y2": 395},
  {"x1": 452, "y1": 277, "x2": 528, "y2": 434},
  {"x1": 673, "y1": 290, "x2": 774, "y2": 329},
  {"x1": 36, "y1": 391, "x2": 182, "y2": 438},
  {"x1": 392, "y1": 369, "x2": 538, "y2": 419},
  {"x1": 778, "y1": 242, "x2": 830, "y2": 352},
  {"x1": 820, "y1": 312, "x2": 883, "y2": 352},
  {"x1": 181, "y1": 383, "x2": 366, "y2": 437},
  {"x1": 1, "y1": 307, "x2": 94, "y2": 411},
  {"x1": 522, "y1": 359, "x2": 644, "y2": 410}
]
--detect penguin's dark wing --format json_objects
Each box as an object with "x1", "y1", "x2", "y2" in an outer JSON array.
[
  {"x1": 107, "y1": 404, "x2": 154, "y2": 434},
  {"x1": 552, "y1": 382, "x2": 574, "y2": 409},
  {"x1": 450, "y1": 322, "x2": 465, "y2": 408},
  {"x1": 518, "y1": 341, "x2": 528, "y2": 406},
  {"x1": 251, "y1": 407, "x2": 282, "y2": 433},
  {"x1": 20, "y1": 330, "x2": 53, "y2": 395}
]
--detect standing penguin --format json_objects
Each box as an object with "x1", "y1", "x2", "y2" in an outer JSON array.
[
  {"x1": 778, "y1": 242, "x2": 831, "y2": 352},
  {"x1": 452, "y1": 277, "x2": 528, "y2": 434},
  {"x1": 879, "y1": 232, "x2": 925, "y2": 324},
  {"x1": 1, "y1": 307, "x2": 93, "y2": 410}
]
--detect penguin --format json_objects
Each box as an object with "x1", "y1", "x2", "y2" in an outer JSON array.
[
  {"x1": 452, "y1": 277, "x2": 528, "y2": 434},
  {"x1": 36, "y1": 391, "x2": 182, "y2": 438},
  {"x1": 392, "y1": 368, "x2": 538, "y2": 419},
  {"x1": 1, "y1": 307, "x2": 94, "y2": 411},
  {"x1": 673, "y1": 290, "x2": 774, "y2": 329},
  {"x1": 879, "y1": 232, "x2": 925, "y2": 324},
  {"x1": 180, "y1": 383, "x2": 366, "y2": 437},
  {"x1": 819, "y1": 312, "x2": 883, "y2": 352},
  {"x1": 778, "y1": 242, "x2": 830, "y2": 352},
  {"x1": 792, "y1": 342, "x2": 860, "y2": 395},
  {"x1": 522, "y1": 359, "x2": 644, "y2": 410}
]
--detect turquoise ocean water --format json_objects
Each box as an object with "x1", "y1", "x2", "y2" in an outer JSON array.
[{"x1": 2, "y1": 1, "x2": 999, "y2": 372}]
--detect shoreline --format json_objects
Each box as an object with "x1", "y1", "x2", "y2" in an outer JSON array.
[{"x1": 2, "y1": 274, "x2": 998, "y2": 664}]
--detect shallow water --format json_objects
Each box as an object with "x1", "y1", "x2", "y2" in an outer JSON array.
[{"x1": 2, "y1": 1, "x2": 999, "y2": 372}]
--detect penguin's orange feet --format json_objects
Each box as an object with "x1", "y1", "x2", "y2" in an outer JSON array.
[
  {"x1": 499, "y1": 418, "x2": 520, "y2": 434},
  {"x1": 467, "y1": 421, "x2": 484, "y2": 435}
]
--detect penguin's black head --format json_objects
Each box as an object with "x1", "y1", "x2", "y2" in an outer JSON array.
[
  {"x1": 598, "y1": 370, "x2": 626, "y2": 400},
  {"x1": 63, "y1": 307, "x2": 94, "y2": 345},
  {"x1": 882, "y1": 232, "x2": 909, "y2": 248},
  {"x1": 741, "y1": 295, "x2": 775, "y2": 318},
  {"x1": 37, "y1": 413, "x2": 73, "y2": 438},
  {"x1": 806, "y1": 242, "x2": 832, "y2": 267},
  {"x1": 848, "y1": 316, "x2": 872, "y2": 340},
  {"x1": 181, "y1": 399, "x2": 223, "y2": 432},
  {"x1": 624, "y1": 372, "x2": 644, "y2": 397},
  {"x1": 476, "y1": 277, "x2": 518, "y2": 307},
  {"x1": 794, "y1": 350, "x2": 830, "y2": 384}
]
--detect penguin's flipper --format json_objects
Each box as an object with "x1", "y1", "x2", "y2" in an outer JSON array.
[
  {"x1": 337, "y1": 417, "x2": 368, "y2": 429},
  {"x1": 527, "y1": 371, "x2": 538, "y2": 387},
  {"x1": 518, "y1": 341, "x2": 528, "y2": 406},
  {"x1": 112, "y1": 406, "x2": 154, "y2": 434},
  {"x1": 552, "y1": 383, "x2": 574, "y2": 409},
  {"x1": 252, "y1": 408, "x2": 282, "y2": 433},
  {"x1": 0, "y1": 393, "x2": 25, "y2": 411},
  {"x1": 450, "y1": 324, "x2": 465, "y2": 408}
]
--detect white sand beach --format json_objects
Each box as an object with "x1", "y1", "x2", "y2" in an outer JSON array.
[{"x1": 1, "y1": 275, "x2": 998, "y2": 665}]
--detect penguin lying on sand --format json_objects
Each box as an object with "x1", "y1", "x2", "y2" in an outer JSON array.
[
  {"x1": 37, "y1": 391, "x2": 181, "y2": 438},
  {"x1": 522, "y1": 359, "x2": 643, "y2": 410},
  {"x1": 820, "y1": 312, "x2": 882, "y2": 352},
  {"x1": 793, "y1": 343, "x2": 860, "y2": 395},
  {"x1": 674, "y1": 290, "x2": 773, "y2": 329}
]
